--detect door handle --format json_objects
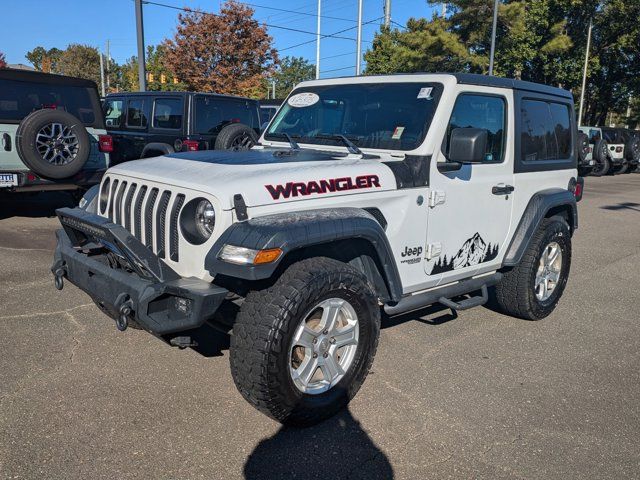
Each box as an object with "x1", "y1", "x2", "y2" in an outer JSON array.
[{"x1": 492, "y1": 184, "x2": 515, "y2": 195}]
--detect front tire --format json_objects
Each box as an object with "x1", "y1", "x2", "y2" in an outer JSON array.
[
  {"x1": 230, "y1": 257, "x2": 380, "y2": 426},
  {"x1": 493, "y1": 216, "x2": 571, "y2": 320}
]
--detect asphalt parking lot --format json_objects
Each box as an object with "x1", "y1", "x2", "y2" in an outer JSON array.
[{"x1": 1, "y1": 176, "x2": 639, "y2": 480}]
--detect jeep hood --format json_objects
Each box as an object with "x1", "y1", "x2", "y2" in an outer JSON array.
[{"x1": 106, "y1": 149, "x2": 398, "y2": 209}]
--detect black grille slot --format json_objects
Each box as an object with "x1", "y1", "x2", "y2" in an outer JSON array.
[
  {"x1": 124, "y1": 183, "x2": 137, "y2": 232},
  {"x1": 144, "y1": 188, "x2": 159, "y2": 248},
  {"x1": 114, "y1": 181, "x2": 127, "y2": 225},
  {"x1": 155, "y1": 191, "x2": 172, "y2": 258},
  {"x1": 134, "y1": 185, "x2": 147, "y2": 240},
  {"x1": 169, "y1": 194, "x2": 185, "y2": 262},
  {"x1": 108, "y1": 179, "x2": 119, "y2": 220}
]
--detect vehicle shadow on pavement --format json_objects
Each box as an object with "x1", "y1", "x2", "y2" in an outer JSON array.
[
  {"x1": 243, "y1": 408, "x2": 393, "y2": 480},
  {"x1": 0, "y1": 192, "x2": 76, "y2": 220},
  {"x1": 600, "y1": 202, "x2": 640, "y2": 212}
]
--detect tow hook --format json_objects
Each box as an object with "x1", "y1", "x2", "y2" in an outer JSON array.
[
  {"x1": 115, "y1": 294, "x2": 134, "y2": 332},
  {"x1": 52, "y1": 262, "x2": 67, "y2": 291}
]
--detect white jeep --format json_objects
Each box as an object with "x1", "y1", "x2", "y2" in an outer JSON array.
[{"x1": 52, "y1": 74, "x2": 583, "y2": 426}]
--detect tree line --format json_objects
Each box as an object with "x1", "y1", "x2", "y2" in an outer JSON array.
[{"x1": 5, "y1": 0, "x2": 639, "y2": 126}]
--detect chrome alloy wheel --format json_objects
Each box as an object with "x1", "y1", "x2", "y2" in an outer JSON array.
[
  {"x1": 289, "y1": 298, "x2": 360, "y2": 395},
  {"x1": 535, "y1": 241, "x2": 563, "y2": 302},
  {"x1": 35, "y1": 123, "x2": 79, "y2": 165}
]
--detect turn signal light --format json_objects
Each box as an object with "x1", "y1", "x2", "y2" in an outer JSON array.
[
  {"x1": 254, "y1": 248, "x2": 283, "y2": 265},
  {"x1": 183, "y1": 140, "x2": 200, "y2": 151},
  {"x1": 98, "y1": 135, "x2": 114, "y2": 153}
]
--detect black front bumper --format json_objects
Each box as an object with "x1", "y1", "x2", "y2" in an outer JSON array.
[{"x1": 52, "y1": 207, "x2": 228, "y2": 335}]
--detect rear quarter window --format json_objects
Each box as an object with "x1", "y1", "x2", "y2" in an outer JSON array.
[
  {"x1": 0, "y1": 79, "x2": 100, "y2": 127},
  {"x1": 520, "y1": 99, "x2": 572, "y2": 162},
  {"x1": 195, "y1": 96, "x2": 259, "y2": 134}
]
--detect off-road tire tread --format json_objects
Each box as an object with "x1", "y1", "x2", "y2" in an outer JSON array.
[
  {"x1": 230, "y1": 257, "x2": 380, "y2": 426},
  {"x1": 493, "y1": 217, "x2": 571, "y2": 321}
]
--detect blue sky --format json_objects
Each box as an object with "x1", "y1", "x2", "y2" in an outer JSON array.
[{"x1": 1, "y1": 0, "x2": 439, "y2": 78}]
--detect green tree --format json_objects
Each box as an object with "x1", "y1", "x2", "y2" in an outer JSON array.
[
  {"x1": 56, "y1": 44, "x2": 101, "y2": 86},
  {"x1": 25, "y1": 46, "x2": 63, "y2": 72},
  {"x1": 119, "y1": 45, "x2": 187, "y2": 92},
  {"x1": 271, "y1": 56, "x2": 315, "y2": 98}
]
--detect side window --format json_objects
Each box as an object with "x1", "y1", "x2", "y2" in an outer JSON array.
[
  {"x1": 126, "y1": 99, "x2": 147, "y2": 128},
  {"x1": 152, "y1": 98, "x2": 182, "y2": 129},
  {"x1": 104, "y1": 98, "x2": 124, "y2": 128},
  {"x1": 444, "y1": 94, "x2": 506, "y2": 163},
  {"x1": 520, "y1": 99, "x2": 572, "y2": 161},
  {"x1": 549, "y1": 103, "x2": 572, "y2": 159},
  {"x1": 589, "y1": 129, "x2": 600, "y2": 142},
  {"x1": 195, "y1": 96, "x2": 259, "y2": 134}
]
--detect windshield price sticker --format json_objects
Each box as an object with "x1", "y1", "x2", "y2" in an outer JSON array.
[
  {"x1": 417, "y1": 87, "x2": 433, "y2": 99},
  {"x1": 288, "y1": 92, "x2": 320, "y2": 108}
]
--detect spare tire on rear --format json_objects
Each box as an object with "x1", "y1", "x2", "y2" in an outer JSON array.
[
  {"x1": 214, "y1": 123, "x2": 258, "y2": 151},
  {"x1": 16, "y1": 109, "x2": 91, "y2": 179},
  {"x1": 624, "y1": 135, "x2": 640, "y2": 163},
  {"x1": 576, "y1": 131, "x2": 589, "y2": 163}
]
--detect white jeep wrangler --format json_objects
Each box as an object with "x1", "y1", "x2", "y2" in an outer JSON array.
[{"x1": 52, "y1": 74, "x2": 583, "y2": 426}]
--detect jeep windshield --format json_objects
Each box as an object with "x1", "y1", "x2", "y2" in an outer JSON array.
[{"x1": 264, "y1": 82, "x2": 443, "y2": 151}]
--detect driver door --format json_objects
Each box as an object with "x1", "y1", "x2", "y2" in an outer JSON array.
[{"x1": 425, "y1": 89, "x2": 515, "y2": 286}]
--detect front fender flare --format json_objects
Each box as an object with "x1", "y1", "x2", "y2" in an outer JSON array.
[{"x1": 205, "y1": 208, "x2": 403, "y2": 302}]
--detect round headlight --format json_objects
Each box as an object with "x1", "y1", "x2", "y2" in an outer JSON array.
[
  {"x1": 99, "y1": 177, "x2": 110, "y2": 214},
  {"x1": 195, "y1": 199, "x2": 215, "y2": 238},
  {"x1": 180, "y1": 198, "x2": 216, "y2": 245}
]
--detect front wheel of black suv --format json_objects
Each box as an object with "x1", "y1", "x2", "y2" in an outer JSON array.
[
  {"x1": 492, "y1": 216, "x2": 571, "y2": 320},
  {"x1": 230, "y1": 257, "x2": 380, "y2": 426}
]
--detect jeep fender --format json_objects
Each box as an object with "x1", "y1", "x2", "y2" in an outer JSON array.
[
  {"x1": 503, "y1": 188, "x2": 577, "y2": 267},
  {"x1": 205, "y1": 208, "x2": 403, "y2": 302},
  {"x1": 141, "y1": 143, "x2": 175, "y2": 158}
]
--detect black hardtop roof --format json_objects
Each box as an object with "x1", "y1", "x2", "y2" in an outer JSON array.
[
  {"x1": 0, "y1": 68, "x2": 98, "y2": 89},
  {"x1": 259, "y1": 99, "x2": 284, "y2": 106},
  {"x1": 317, "y1": 72, "x2": 573, "y2": 100},
  {"x1": 106, "y1": 91, "x2": 256, "y2": 102},
  {"x1": 451, "y1": 73, "x2": 573, "y2": 100}
]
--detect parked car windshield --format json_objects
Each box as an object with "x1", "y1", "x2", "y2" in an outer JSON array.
[
  {"x1": 0, "y1": 79, "x2": 101, "y2": 127},
  {"x1": 265, "y1": 82, "x2": 443, "y2": 151}
]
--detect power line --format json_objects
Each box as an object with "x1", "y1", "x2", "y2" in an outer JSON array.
[
  {"x1": 143, "y1": 0, "x2": 359, "y2": 41},
  {"x1": 241, "y1": 1, "x2": 356, "y2": 23},
  {"x1": 321, "y1": 65, "x2": 356, "y2": 73},
  {"x1": 320, "y1": 51, "x2": 355, "y2": 60},
  {"x1": 279, "y1": 17, "x2": 381, "y2": 52}
]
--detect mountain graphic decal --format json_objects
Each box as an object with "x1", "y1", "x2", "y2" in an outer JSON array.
[{"x1": 429, "y1": 233, "x2": 499, "y2": 275}]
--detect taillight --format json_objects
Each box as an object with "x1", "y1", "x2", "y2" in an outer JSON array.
[
  {"x1": 98, "y1": 134, "x2": 114, "y2": 153},
  {"x1": 569, "y1": 177, "x2": 584, "y2": 202},
  {"x1": 183, "y1": 139, "x2": 199, "y2": 151},
  {"x1": 574, "y1": 181, "x2": 583, "y2": 199}
]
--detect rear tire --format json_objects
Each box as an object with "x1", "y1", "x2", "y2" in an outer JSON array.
[
  {"x1": 493, "y1": 216, "x2": 571, "y2": 320},
  {"x1": 230, "y1": 257, "x2": 380, "y2": 426},
  {"x1": 591, "y1": 155, "x2": 610, "y2": 176}
]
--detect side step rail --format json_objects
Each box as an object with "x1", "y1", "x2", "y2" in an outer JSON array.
[
  {"x1": 384, "y1": 273, "x2": 501, "y2": 316},
  {"x1": 438, "y1": 284, "x2": 488, "y2": 311}
]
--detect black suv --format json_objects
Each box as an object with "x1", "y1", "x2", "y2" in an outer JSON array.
[{"x1": 103, "y1": 92, "x2": 261, "y2": 164}]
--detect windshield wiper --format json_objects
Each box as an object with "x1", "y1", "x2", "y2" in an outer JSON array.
[
  {"x1": 314, "y1": 134, "x2": 362, "y2": 155},
  {"x1": 270, "y1": 132, "x2": 300, "y2": 151}
]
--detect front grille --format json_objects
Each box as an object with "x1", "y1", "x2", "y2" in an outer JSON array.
[{"x1": 104, "y1": 178, "x2": 186, "y2": 262}]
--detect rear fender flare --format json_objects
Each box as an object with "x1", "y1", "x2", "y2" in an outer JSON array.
[{"x1": 503, "y1": 188, "x2": 577, "y2": 267}]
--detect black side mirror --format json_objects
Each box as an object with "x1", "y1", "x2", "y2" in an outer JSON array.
[{"x1": 449, "y1": 127, "x2": 488, "y2": 163}]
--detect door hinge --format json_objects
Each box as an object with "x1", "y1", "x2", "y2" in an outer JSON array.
[
  {"x1": 426, "y1": 242, "x2": 442, "y2": 261},
  {"x1": 429, "y1": 190, "x2": 446, "y2": 208}
]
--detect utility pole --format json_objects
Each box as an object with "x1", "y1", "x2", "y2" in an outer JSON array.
[
  {"x1": 384, "y1": 0, "x2": 391, "y2": 28},
  {"x1": 315, "y1": 0, "x2": 321, "y2": 79},
  {"x1": 105, "y1": 40, "x2": 110, "y2": 92},
  {"x1": 578, "y1": 18, "x2": 593, "y2": 127},
  {"x1": 134, "y1": 0, "x2": 146, "y2": 92},
  {"x1": 272, "y1": 80, "x2": 276, "y2": 99},
  {"x1": 488, "y1": 0, "x2": 499, "y2": 75},
  {"x1": 99, "y1": 52, "x2": 106, "y2": 97},
  {"x1": 356, "y1": 0, "x2": 363, "y2": 75}
]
